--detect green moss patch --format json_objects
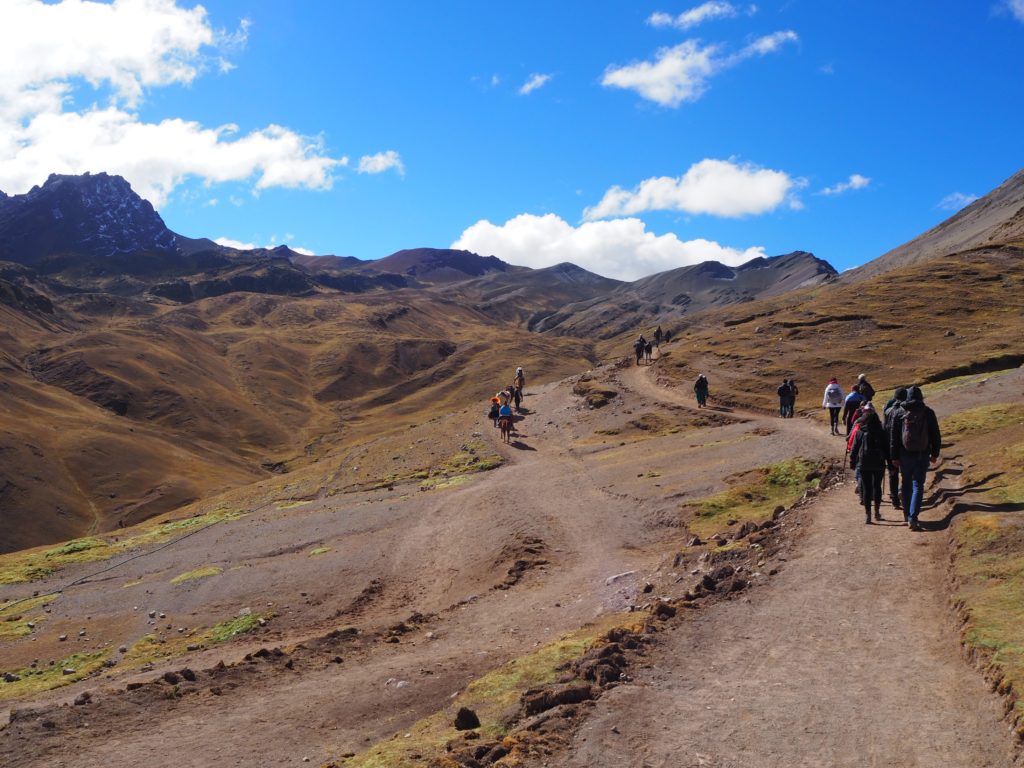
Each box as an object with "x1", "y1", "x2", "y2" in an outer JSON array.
[
  {"x1": 170, "y1": 565, "x2": 223, "y2": 585},
  {"x1": 944, "y1": 404, "x2": 1024, "y2": 439},
  {"x1": 0, "y1": 594, "x2": 57, "y2": 640},
  {"x1": 342, "y1": 613, "x2": 637, "y2": 768},
  {"x1": 0, "y1": 650, "x2": 110, "y2": 702},
  {"x1": 309, "y1": 547, "x2": 331, "y2": 556},
  {"x1": 685, "y1": 458, "x2": 819, "y2": 538}
]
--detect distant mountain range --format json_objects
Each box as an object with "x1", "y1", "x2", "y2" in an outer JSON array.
[{"x1": 0, "y1": 172, "x2": 838, "y2": 334}]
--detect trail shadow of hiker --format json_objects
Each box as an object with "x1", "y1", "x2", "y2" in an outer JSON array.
[
  {"x1": 517, "y1": 407, "x2": 532, "y2": 415},
  {"x1": 923, "y1": 473, "x2": 1002, "y2": 509},
  {"x1": 920, "y1": 500, "x2": 1024, "y2": 532},
  {"x1": 510, "y1": 441, "x2": 536, "y2": 451}
]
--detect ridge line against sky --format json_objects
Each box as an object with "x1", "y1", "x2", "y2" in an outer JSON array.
[{"x1": 0, "y1": 0, "x2": 1022, "y2": 280}]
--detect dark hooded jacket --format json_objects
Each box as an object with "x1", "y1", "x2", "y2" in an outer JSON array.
[
  {"x1": 888, "y1": 386, "x2": 941, "y2": 460},
  {"x1": 850, "y1": 411, "x2": 890, "y2": 472}
]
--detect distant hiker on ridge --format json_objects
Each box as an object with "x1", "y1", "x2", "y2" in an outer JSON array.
[
  {"x1": 693, "y1": 374, "x2": 709, "y2": 408},
  {"x1": 822, "y1": 377, "x2": 845, "y2": 435},
  {"x1": 514, "y1": 367, "x2": 525, "y2": 397},
  {"x1": 889, "y1": 385, "x2": 941, "y2": 531},
  {"x1": 849, "y1": 403, "x2": 889, "y2": 524},
  {"x1": 644, "y1": 340, "x2": 653, "y2": 364},
  {"x1": 654, "y1": 326, "x2": 663, "y2": 346},
  {"x1": 634, "y1": 335, "x2": 646, "y2": 366},
  {"x1": 777, "y1": 378, "x2": 794, "y2": 418},
  {"x1": 789, "y1": 378, "x2": 800, "y2": 417}
]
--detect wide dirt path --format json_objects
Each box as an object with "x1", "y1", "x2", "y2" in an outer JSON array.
[{"x1": 551, "y1": 366, "x2": 1016, "y2": 768}]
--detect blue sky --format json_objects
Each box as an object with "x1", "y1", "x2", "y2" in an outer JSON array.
[{"x1": 1, "y1": 1, "x2": 1022, "y2": 279}]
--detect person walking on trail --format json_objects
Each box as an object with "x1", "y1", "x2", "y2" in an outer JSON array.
[
  {"x1": 654, "y1": 326, "x2": 663, "y2": 346},
  {"x1": 511, "y1": 381, "x2": 522, "y2": 411},
  {"x1": 644, "y1": 340, "x2": 653, "y2": 364},
  {"x1": 514, "y1": 367, "x2": 525, "y2": 396},
  {"x1": 488, "y1": 396, "x2": 500, "y2": 427},
  {"x1": 843, "y1": 385, "x2": 866, "y2": 435},
  {"x1": 856, "y1": 373, "x2": 876, "y2": 402},
  {"x1": 889, "y1": 385, "x2": 941, "y2": 531},
  {"x1": 850, "y1": 405, "x2": 889, "y2": 523},
  {"x1": 634, "y1": 336, "x2": 646, "y2": 366},
  {"x1": 789, "y1": 378, "x2": 800, "y2": 417},
  {"x1": 693, "y1": 374, "x2": 709, "y2": 408},
  {"x1": 883, "y1": 386, "x2": 909, "y2": 511},
  {"x1": 822, "y1": 377, "x2": 845, "y2": 435},
  {"x1": 777, "y1": 379, "x2": 793, "y2": 418}
]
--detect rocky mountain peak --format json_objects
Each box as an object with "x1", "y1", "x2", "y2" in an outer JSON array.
[{"x1": 0, "y1": 172, "x2": 177, "y2": 266}]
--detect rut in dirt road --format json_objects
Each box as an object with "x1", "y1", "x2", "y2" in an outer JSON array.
[{"x1": 543, "y1": 367, "x2": 1016, "y2": 768}]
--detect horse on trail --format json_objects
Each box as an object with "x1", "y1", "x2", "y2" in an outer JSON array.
[{"x1": 498, "y1": 415, "x2": 514, "y2": 444}]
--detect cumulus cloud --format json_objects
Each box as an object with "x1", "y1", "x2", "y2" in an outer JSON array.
[
  {"x1": 819, "y1": 173, "x2": 871, "y2": 196},
  {"x1": 0, "y1": 0, "x2": 352, "y2": 204},
  {"x1": 214, "y1": 235, "x2": 315, "y2": 254},
  {"x1": 1006, "y1": 0, "x2": 1024, "y2": 22},
  {"x1": 584, "y1": 158, "x2": 801, "y2": 220},
  {"x1": 937, "y1": 192, "x2": 980, "y2": 211},
  {"x1": 602, "y1": 31, "x2": 797, "y2": 107},
  {"x1": 357, "y1": 150, "x2": 405, "y2": 176},
  {"x1": 647, "y1": 2, "x2": 757, "y2": 31},
  {"x1": 452, "y1": 213, "x2": 766, "y2": 281},
  {"x1": 519, "y1": 73, "x2": 552, "y2": 95}
]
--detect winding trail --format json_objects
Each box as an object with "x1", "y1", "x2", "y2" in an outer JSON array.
[{"x1": 547, "y1": 362, "x2": 1016, "y2": 768}]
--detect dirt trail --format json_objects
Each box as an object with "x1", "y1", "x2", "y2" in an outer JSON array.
[{"x1": 543, "y1": 366, "x2": 1016, "y2": 767}]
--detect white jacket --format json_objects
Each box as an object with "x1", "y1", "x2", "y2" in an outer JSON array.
[{"x1": 822, "y1": 383, "x2": 844, "y2": 408}]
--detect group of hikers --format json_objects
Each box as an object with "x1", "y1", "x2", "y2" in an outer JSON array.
[
  {"x1": 776, "y1": 378, "x2": 800, "y2": 417},
  {"x1": 488, "y1": 367, "x2": 526, "y2": 442},
  {"x1": 825, "y1": 374, "x2": 942, "y2": 530},
  {"x1": 633, "y1": 326, "x2": 672, "y2": 365}
]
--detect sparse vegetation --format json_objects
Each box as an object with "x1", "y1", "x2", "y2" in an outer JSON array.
[
  {"x1": 686, "y1": 458, "x2": 819, "y2": 538},
  {"x1": 309, "y1": 547, "x2": 331, "y2": 556},
  {"x1": 0, "y1": 650, "x2": 110, "y2": 702},
  {"x1": 170, "y1": 565, "x2": 223, "y2": 584}
]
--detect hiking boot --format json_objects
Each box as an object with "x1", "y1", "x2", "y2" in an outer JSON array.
[
  {"x1": 874, "y1": 509, "x2": 882, "y2": 521},
  {"x1": 891, "y1": 497, "x2": 902, "y2": 510},
  {"x1": 865, "y1": 514, "x2": 871, "y2": 524},
  {"x1": 909, "y1": 520, "x2": 922, "y2": 532}
]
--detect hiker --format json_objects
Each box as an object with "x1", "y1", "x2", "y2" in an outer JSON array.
[
  {"x1": 889, "y1": 385, "x2": 942, "y2": 531},
  {"x1": 883, "y1": 386, "x2": 909, "y2": 511},
  {"x1": 511, "y1": 381, "x2": 522, "y2": 410},
  {"x1": 634, "y1": 336, "x2": 646, "y2": 365},
  {"x1": 850, "y1": 404, "x2": 889, "y2": 523},
  {"x1": 856, "y1": 373, "x2": 876, "y2": 402},
  {"x1": 654, "y1": 326, "x2": 663, "y2": 346},
  {"x1": 843, "y1": 385, "x2": 866, "y2": 435},
  {"x1": 789, "y1": 378, "x2": 800, "y2": 417},
  {"x1": 497, "y1": 400, "x2": 515, "y2": 443},
  {"x1": 847, "y1": 409, "x2": 865, "y2": 498},
  {"x1": 488, "y1": 396, "x2": 501, "y2": 427},
  {"x1": 822, "y1": 377, "x2": 845, "y2": 435},
  {"x1": 664, "y1": 329, "x2": 672, "y2": 343},
  {"x1": 693, "y1": 374, "x2": 709, "y2": 408},
  {"x1": 514, "y1": 367, "x2": 525, "y2": 397},
  {"x1": 644, "y1": 340, "x2": 653, "y2": 364},
  {"x1": 777, "y1": 379, "x2": 793, "y2": 418}
]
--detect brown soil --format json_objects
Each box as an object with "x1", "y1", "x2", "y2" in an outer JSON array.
[{"x1": 0, "y1": 358, "x2": 1017, "y2": 767}]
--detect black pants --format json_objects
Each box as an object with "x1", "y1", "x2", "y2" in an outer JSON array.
[
  {"x1": 828, "y1": 407, "x2": 840, "y2": 432},
  {"x1": 861, "y1": 468, "x2": 884, "y2": 513},
  {"x1": 888, "y1": 462, "x2": 900, "y2": 502}
]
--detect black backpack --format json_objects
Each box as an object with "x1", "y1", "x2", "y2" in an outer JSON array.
[
  {"x1": 901, "y1": 407, "x2": 930, "y2": 453},
  {"x1": 777, "y1": 383, "x2": 792, "y2": 397}
]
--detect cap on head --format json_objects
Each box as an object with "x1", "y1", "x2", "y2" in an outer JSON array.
[
  {"x1": 829, "y1": 377, "x2": 838, "y2": 383},
  {"x1": 858, "y1": 373, "x2": 866, "y2": 381}
]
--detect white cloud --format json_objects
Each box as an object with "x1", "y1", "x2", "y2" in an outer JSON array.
[
  {"x1": 214, "y1": 236, "x2": 257, "y2": 250},
  {"x1": 452, "y1": 213, "x2": 766, "y2": 281},
  {"x1": 937, "y1": 192, "x2": 980, "y2": 211},
  {"x1": 819, "y1": 173, "x2": 871, "y2": 196},
  {"x1": 602, "y1": 31, "x2": 797, "y2": 107},
  {"x1": 646, "y1": 2, "x2": 757, "y2": 31},
  {"x1": 357, "y1": 150, "x2": 404, "y2": 176},
  {"x1": 0, "y1": 0, "x2": 350, "y2": 205},
  {"x1": 519, "y1": 73, "x2": 552, "y2": 95},
  {"x1": 214, "y1": 236, "x2": 315, "y2": 255},
  {"x1": 584, "y1": 158, "x2": 801, "y2": 220},
  {"x1": 491, "y1": 74, "x2": 501, "y2": 87},
  {"x1": 1006, "y1": 0, "x2": 1024, "y2": 22}
]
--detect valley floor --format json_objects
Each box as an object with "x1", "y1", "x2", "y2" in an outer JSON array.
[{"x1": 0, "y1": 355, "x2": 1019, "y2": 767}]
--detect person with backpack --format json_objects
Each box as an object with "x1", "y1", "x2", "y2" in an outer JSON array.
[
  {"x1": 644, "y1": 340, "x2": 654, "y2": 364},
  {"x1": 777, "y1": 379, "x2": 793, "y2": 418},
  {"x1": 842, "y1": 385, "x2": 866, "y2": 435},
  {"x1": 634, "y1": 336, "x2": 646, "y2": 365},
  {"x1": 822, "y1": 377, "x2": 845, "y2": 435},
  {"x1": 856, "y1": 373, "x2": 876, "y2": 402},
  {"x1": 693, "y1": 374, "x2": 709, "y2": 408},
  {"x1": 888, "y1": 385, "x2": 942, "y2": 531},
  {"x1": 514, "y1": 367, "x2": 525, "y2": 402},
  {"x1": 788, "y1": 378, "x2": 799, "y2": 417},
  {"x1": 850, "y1": 405, "x2": 889, "y2": 523},
  {"x1": 654, "y1": 326, "x2": 663, "y2": 346},
  {"x1": 488, "y1": 396, "x2": 501, "y2": 427},
  {"x1": 882, "y1": 387, "x2": 909, "y2": 510}
]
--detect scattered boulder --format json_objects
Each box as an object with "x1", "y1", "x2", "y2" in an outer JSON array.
[
  {"x1": 652, "y1": 602, "x2": 677, "y2": 620},
  {"x1": 73, "y1": 692, "x2": 92, "y2": 706},
  {"x1": 734, "y1": 521, "x2": 759, "y2": 540},
  {"x1": 454, "y1": 707, "x2": 481, "y2": 731},
  {"x1": 522, "y1": 683, "x2": 593, "y2": 716},
  {"x1": 3, "y1": 672, "x2": 21, "y2": 683},
  {"x1": 162, "y1": 671, "x2": 180, "y2": 685},
  {"x1": 180, "y1": 668, "x2": 196, "y2": 682}
]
